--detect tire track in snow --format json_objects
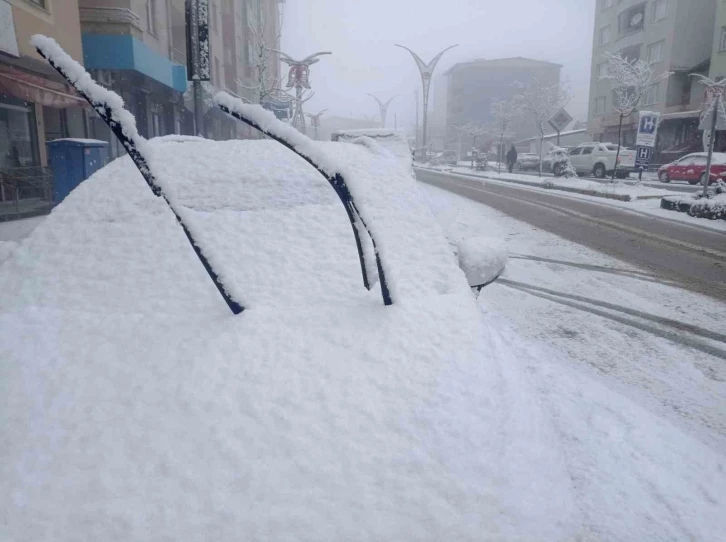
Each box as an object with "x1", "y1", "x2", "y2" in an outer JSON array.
[{"x1": 497, "y1": 279, "x2": 726, "y2": 365}]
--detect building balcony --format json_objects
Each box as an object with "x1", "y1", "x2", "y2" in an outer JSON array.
[
  {"x1": 81, "y1": 34, "x2": 187, "y2": 93},
  {"x1": 79, "y1": 7, "x2": 144, "y2": 40}
]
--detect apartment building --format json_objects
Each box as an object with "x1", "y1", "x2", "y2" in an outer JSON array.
[
  {"x1": 443, "y1": 57, "x2": 562, "y2": 150},
  {"x1": 1, "y1": 0, "x2": 87, "y2": 180},
  {"x1": 588, "y1": 0, "x2": 717, "y2": 163},
  {"x1": 78, "y1": 0, "x2": 280, "y2": 155}
]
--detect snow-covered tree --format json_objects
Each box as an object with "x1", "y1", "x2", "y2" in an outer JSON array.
[
  {"x1": 513, "y1": 78, "x2": 571, "y2": 175},
  {"x1": 452, "y1": 123, "x2": 489, "y2": 166},
  {"x1": 599, "y1": 52, "x2": 671, "y2": 180},
  {"x1": 489, "y1": 98, "x2": 518, "y2": 173}
]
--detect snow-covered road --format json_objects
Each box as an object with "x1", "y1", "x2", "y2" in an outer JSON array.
[{"x1": 422, "y1": 183, "x2": 726, "y2": 453}]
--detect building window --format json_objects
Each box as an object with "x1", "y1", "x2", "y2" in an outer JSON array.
[
  {"x1": 653, "y1": 0, "x2": 667, "y2": 22},
  {"x1": 146, "y1": 0, "x2": 157, "y2": 34},
  {"x1": 27, "y1": 0, "x2": 47, "y2": 8},
  {"x1": 595, "y1": 97, "x2": 607, "y2": 115},
  {"x1": 620, "y1": 44, "x2": 641, "y2": 63},
  {"x1": 646, "y1": 40, "x2": 664, "y2": 63},
  {"x1": 644, "y1": 83, "x2": 659, "y2": 105},
  {"x1": 602, "y1": 0, "x2": 613, "y2": 9},
  {"x1": 619, "y1": 3, "x2": 646, "y2": 36},
  {"x1": 599, "y1": 25, "x2": 611, "y2": 46},
  {"x1": 597, "y1": 61, "x2": 608, "y2": 78},
  {"x1": 720, "y1": 27, "x2": 726, "y2": 52}
]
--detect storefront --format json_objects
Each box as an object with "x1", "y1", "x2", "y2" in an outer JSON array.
[{"x1": 0, "y1": 60, "x2": 88, "y2": 206}]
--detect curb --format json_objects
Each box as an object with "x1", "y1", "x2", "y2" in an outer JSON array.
[{"x1": 415, "y1": 166, "x2": 666, "y2": 202}]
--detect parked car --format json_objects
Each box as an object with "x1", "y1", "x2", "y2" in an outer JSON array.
[
  {"x1": 441, "y1": 149, "x2": 459, "y2": 166},
  {"x1": 515, "y1": 153, "x2": 540, "y2": 171},
  {"x1": 657, "y1": 152, "x2": 726, "y2": 185},
  {"x1": 332, "y1": 129, "x2": 413, "y2": 172},
  {"x1": 568, "y1": 142, "x2": 636, "y2": 178}
]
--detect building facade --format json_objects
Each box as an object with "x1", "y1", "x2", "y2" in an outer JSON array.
[
  {"x1": 443, "y1": 57, "x2": 562, "y2": 150},
  {"x1": 587, "y1": 0, "x2": 717, "y2": 164},
  {"x1": 1, "y1": 0, "x2": 88, "y2": 206},
  {"x1": 78, "y1": 0, "x2": 281, "y2": 154}
]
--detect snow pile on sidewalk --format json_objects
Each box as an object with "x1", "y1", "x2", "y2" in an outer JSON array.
[{"x1": 423, "y1": 165, "x2": 678, "y2": 201}]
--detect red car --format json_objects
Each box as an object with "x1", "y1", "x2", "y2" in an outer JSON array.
[{"x1": 658, "y1": 152, "x2": 726, "y2": 185}]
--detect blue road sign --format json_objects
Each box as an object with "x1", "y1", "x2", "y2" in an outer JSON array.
[{"x1": 635, "y1": 146, "x2": 652, "y2": 169}]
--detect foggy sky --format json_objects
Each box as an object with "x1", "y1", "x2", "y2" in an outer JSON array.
[{"x1": 281, "y1": 0, "x2": 596, "y2": 129}]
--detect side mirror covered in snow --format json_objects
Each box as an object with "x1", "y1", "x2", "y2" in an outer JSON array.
[{"x1": 456, "y1": 237, "x2": 508, "y2": 292}]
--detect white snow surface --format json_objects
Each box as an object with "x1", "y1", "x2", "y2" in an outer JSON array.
[
  {"x1": 2, "y1": 137, "x2": 725, "y2": 540},
  {"x1": 457, "y1": 236, "x2": 508, "y2": 286}
]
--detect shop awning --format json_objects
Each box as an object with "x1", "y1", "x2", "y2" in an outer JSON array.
[
  {"x1": 660, "y1": 109, "x2": 702, "y2": 121},
  {"x1": 0, "y1": 65, "x2": 87, "y2": 109}
]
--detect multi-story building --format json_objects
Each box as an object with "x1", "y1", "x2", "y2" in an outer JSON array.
[
  {"x1": 710, "y1": 1, "x2": 726, "y2": 81},
  {"x1": 443, "y1": 57, "x2": 562, "y2": 149},
  {"x1": 587, "y1": 0, "x2": 717, "y2": 163},
  {"x1": 1, "y1": 0, "x2": 88, "y2": 197},
  {"x1": 78, "y1": 0, "x2": 281, "y2": 154}
]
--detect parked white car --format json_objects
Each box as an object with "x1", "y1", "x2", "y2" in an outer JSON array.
[{"x1": 568, "y1": 142, "x2": 636, "y2": 179}]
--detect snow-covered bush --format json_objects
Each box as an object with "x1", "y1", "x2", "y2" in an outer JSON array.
[{"x1": 549, "y1": 147, "x2": 576, "y2": 178}]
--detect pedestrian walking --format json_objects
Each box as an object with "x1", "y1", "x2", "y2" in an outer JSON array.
[{"x1": 506, "y1": 145, "x2": 518, "y2": 173}]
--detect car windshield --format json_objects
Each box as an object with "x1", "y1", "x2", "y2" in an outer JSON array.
[{"x1": 4, "y1": 4, "x2": 726, "y2": 541}]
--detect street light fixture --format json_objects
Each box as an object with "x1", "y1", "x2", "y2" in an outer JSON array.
[
  {"x1": 395, "y1": 44, "x2": 458, "y2": 160},
  {"x1": 279, "y1": 51, "x2": 332, "y2": 134},
  {"x1": 367, "y1": 94, "x2": 397, "y2": 128}
]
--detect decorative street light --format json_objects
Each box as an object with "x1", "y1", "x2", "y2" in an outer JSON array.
[
  {"x1": 307, "y1": 109, "x2": 328, "y2": 140},
  {"x1": 367, "y1": 94, "x2": 397, "y2": 128},
  {"x1": 395, "y1": 44, "x2": 458, "y2": 160},
  {"x1": 279, "y1": 51, "x2": 331, "y2": 134}
]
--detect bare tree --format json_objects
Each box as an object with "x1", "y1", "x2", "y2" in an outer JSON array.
[
  {"x1": 237, "y1": 2, "x2": 288, "y2": 105},
  {"x1": 489, "y1": 98, "x2": 519, "y2": 173},
  {"x1": 599, "y1": 52, "x2": 672, "y2": 180},
  {"x1": 513, "y1": 78, "x2": 571, "y2": 176},
  {"x1": 452, "y1": 123, "x2": 488, "y2": 165}
]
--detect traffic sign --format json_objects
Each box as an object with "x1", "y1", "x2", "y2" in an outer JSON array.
[
  {"x1": 636, "y1": 111, "x2": 660, "y2": 147},
  {"x1": 635, "y1": 146, "x2": 652, "y2": 169},
  {"x1": 548, "y1": 108, "x2": 573, "y2": 133}
]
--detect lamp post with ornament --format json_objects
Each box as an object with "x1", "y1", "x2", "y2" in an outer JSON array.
[
  {"x1": 694, "y1": 75, "x2": 726, "y2": 198},
  {"x1": 279, "y1": 51, "x2": 331, "y2": 134},
  {"x1": 396, "y1": 44, "x2": 458, "y2": 161},
  {"x1": 307, "y1": 109, "x2": 327, "y2": 140},
  {"x1": 367, "y1": 94, "x2": 397, "y2": 128}
]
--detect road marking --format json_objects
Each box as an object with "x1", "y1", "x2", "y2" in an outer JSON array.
[{"x1": 420, "y1": 172, "x2": 726, "y2": 261}]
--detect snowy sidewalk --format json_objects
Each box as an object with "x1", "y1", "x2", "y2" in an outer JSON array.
[
  {"x1": 422, "y1": 182, "x2": 726, "y2": 453},
  {"x1": 418, "y1": 164, "x2": 678, "y2": 201}
]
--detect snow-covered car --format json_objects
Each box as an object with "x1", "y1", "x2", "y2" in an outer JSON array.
[
  {"x1": 515, "y1": 152, "x2": 540, "y2": 171},
  {"x1": 331, "y1": 128, "x2": 412, "y2": 172},
  {"x1": 657, "y1": 152, "x2": 726, "y2": 185},
  {"x1": 568, "y1": 142, "x2": 636, "y2": 178},
  {"x1": 3, "y1": 36, "x2": 724, "y2": 542}
]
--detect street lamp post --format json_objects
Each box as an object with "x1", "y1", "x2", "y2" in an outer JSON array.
[
  {"x1": 307, "y1": 109, "x2": 328, "y2": 140},
  {"x1": 279, "y1": 51, "x2": 331, "y2": 134},
  {"x1": 396, "y1": 44, "x2": 458, "y2": 160},
  {"x1": 367, "y1": 94, "x2": 397, "y2": 128}
]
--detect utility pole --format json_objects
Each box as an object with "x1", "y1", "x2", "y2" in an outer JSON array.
[
  {"x1": 415, "y1": 89, "x2": 420, "y2": 150},
  {"x1": 703, "y1": 89, "x2": 721, "y2": 198},
  {"x1": 186, "y1": 0, "x2": 209, "y2": 137},
  {"x1": 396, "y1": 44, "x2": 458, "y2": 161}
]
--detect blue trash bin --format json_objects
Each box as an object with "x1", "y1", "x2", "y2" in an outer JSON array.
[{"x1": 47, "y1": 139, "x2": 109, "y2": 204}]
